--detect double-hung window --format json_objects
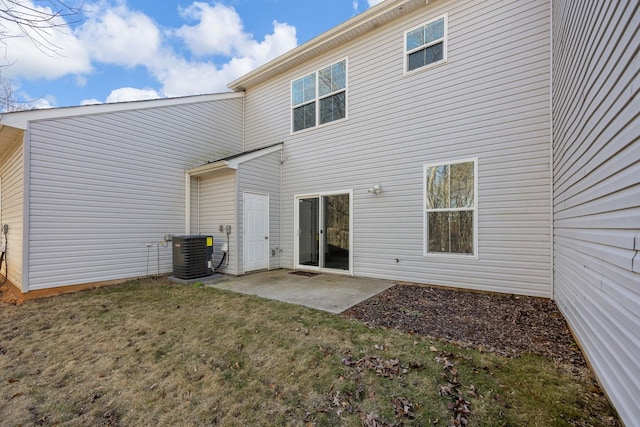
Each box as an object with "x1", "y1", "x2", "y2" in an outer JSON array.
[
  {"x1": 292, "y1": 59, "x2": 347, "y2": 132},
  {"x1": 405, "y1": 14, "x2": 447, "y2": 73},
  {"x1": 424, "y1": 159, "x2": 477, "y2": 256}
]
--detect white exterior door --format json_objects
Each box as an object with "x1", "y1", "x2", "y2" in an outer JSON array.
[{"x1": 243, "y1": 192, "x2": 269, "y2": 272}]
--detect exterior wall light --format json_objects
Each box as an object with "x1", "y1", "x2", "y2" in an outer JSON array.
[{"x1": 368, "y1": 184, "x2": 382, "y2": 194}]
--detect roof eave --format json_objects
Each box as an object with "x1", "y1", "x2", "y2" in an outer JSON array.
[
  {"x1": 187, "y1": 142, "x2": 283, "y2": 177},
  {"x1": 0, "y1": 92, "x2": 245, "y2": 130}
]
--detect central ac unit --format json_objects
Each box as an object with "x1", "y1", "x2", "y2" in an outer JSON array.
[{"x1": 172, "y1": 235, "x2": 213, "y2": 279}]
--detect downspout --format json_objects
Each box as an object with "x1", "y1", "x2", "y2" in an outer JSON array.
[
  {"x1": 234, "y1": 168, "x2": 239, "y2": 275},
  {"x1": 548, "y1": 0, "x2": 555, "y2": 300},
  {"x1": 184, "y1": 172, "x2": 191, "y2": 234},
  {"x1": 242, "y1": 92, "x2": 246, "y2": 152},
  {"x1": 280, "y1": 147, "x2": 284, "y2": 268}
]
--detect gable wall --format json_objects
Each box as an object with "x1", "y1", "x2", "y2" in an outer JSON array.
[
  {"x1": 243, "y1": 0, "x2": 553, "y2": 296},
  {"x1": 552, "y1": 1, "x2": 640, "y2": 424},
  {"x1": 26, "y1": 98, "x2": 244, "y2": 290}
]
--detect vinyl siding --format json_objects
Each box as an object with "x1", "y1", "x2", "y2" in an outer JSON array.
[
  {"x1": 0, "y1": 137, "x2": 24, "y2": 289},
  {"x1": 243, "y1": 0, "x2": 552, "y2": 296},
  {"x1": 26, "y1": 98, "x2": 243, "y2": 290},
  {"x1": 552, "y1": 1, "x2": 640, "y2": 424},
  {"x1": 191, "y1": 169, "x2": 238, "y2": 275},
  {"x1": 237, "y1": 150, "x2": 282, "y2": 271}
]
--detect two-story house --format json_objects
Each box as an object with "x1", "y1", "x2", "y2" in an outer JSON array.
[{"x1": 0, "y1": 0, "x2": 637, "y2": 423}]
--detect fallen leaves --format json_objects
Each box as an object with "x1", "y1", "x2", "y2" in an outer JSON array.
[
  {"x1": 342, "y1": 356, "x2": 401, "y2": 379},
  {"x1": 342, "y1": 284, "x2": 587, "y2": 366},
  {"x1": 332, "y1": 352, "x2": 420, "y2": 425},
  {"x1": 360, "y1": 412, "x2": 389, "y2": 427},
  {"x1": 434, "y1": 351, "x2": 477, "y2": 427},
  {"x1": 392, "y1": 396, "x2": 415, "y2": 419}
]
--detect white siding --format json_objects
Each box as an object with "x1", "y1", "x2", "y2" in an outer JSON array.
[
  {"x1": 192, "y1": 169, "x2": 238, "y2": 275},
  {"x1": 243, "y1": 0, "x2": 552, "y2": 296},
  {"x1": 552, "y1": 1, "x2": 640, "y2": 425},
  {"x1": 0, "y1": 137, "x2": 23, "y2": 289},
  {"x1": 237, "y1": 150, "x2": 282, "y2": 271},
  {"x1": 26, "y1": 98, "x2": 243, "y2": 290}
]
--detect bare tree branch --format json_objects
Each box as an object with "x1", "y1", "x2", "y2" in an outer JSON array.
[
  {"x1": 0, "y1": 69, "x2": 30, "y2": 111},
  {"x1": 0, "y1": 0, "x2": 84, "y2": 54}
]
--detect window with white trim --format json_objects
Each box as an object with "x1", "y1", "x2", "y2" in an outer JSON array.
[
  {"x1": 405, "y1": 14, "x2": 447, "y2": 73},
  {"x1": 424, "y1": 159, "x2": 476, "y2": 255},
  {"x1": 292, "y1": 59, "x2": 347, "y2": 132}
]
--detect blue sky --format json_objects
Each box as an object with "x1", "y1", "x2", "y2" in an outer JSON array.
[{"x1": 2, "y1": 0, "x2": 384, "y2": 109}]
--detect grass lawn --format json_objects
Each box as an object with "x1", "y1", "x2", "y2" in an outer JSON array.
[{"x1": 0, "y1": 278, "x2": 619, "y2": 426}]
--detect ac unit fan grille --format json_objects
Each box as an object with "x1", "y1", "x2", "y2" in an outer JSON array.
[{"x1": 172, "y1": 235, "x2": 213, "y2": 279}]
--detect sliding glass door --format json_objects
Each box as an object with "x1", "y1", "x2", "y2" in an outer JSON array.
[
  {"x1": 298, "y1": 197, "x2": 320, "y2": 267},
  {"x1": 296, "y1": 193, "x2": 350, "y2": 272}
]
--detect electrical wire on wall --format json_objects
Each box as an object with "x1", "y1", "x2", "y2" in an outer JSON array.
[
  {"x1": 214, "y1": 231, "x2": 230, "y2": 272},
  {"x1": 0, "y1": 224, "x2": 7, "y2": 285}
]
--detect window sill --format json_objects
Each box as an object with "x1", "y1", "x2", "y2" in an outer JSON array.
[
  {"x1": 404, "y1": 58, "x2": 448, "y2": 76},
  {"x1": 290, "y1": 116, "x2": 349, "y2": 136}
]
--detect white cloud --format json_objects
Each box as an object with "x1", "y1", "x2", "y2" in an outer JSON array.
[
  {"x1": 150, "y1": 16, "x2": 296, "y2": 97},
  {"x1": 0, "y1": 1, "x2": 92, "y2": 80},
  {"x1": 75, "y1": 1, "x2": 297, "y2": 99},
  {"x1": 175, "y1": 2, "x2": 248, "y2": 57},
  {"x1": 105, "y1": 87, "x2": 161, "y2": 103},
  {"x1": 1, "y1": 0, "x2": 299, "y2": 105},
  {"x1": 155, "y1": 60, "x2": 228, "y2": 96},
  {"x1": 173, "y1": 3, "x2": 296, "y2": 68},
  {"x1": 241, "y1": 21, "x2": 297, "y2": 65},
  {"x1": 77, "y1": 4, "x2": 162, "y2": 67},
  {"x1": 29, "y1": 98, "x2": 55, "y2": 109},
  {"x1": 368, "y1": 0, "x2": 385, "y2": 6},
  {"x1": 80, "y1": 98, "x2": 103, "y2": 105}
]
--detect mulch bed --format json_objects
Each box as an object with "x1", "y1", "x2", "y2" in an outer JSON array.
[{"x1": 342, "y1": 283, "x2": 586, "y2": 367}]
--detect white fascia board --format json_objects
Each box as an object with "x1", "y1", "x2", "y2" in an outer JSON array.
[
  {"x1": 188, "y1": 161, "x2": 232, "y2": 176},
  {"x1": 0, "y1": 92, "x2": 245, "y2": 130},
  {"x1": 226, "y1": 143, "x2": 283, "y2": 168}
]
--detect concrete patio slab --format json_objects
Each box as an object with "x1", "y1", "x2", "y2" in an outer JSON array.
[{"x1": 200, "y1": 269, "x2": 395, "y2": 313}]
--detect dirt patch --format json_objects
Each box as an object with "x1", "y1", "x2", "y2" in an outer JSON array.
[
  {"x1": 343, "y1": 283, "x2": 586, "y2": 367},
  {"x1": 0, "y1": 284, "x2": 20, "y2": 305}
]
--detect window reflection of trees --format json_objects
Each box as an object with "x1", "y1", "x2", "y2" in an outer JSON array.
[
  {"x1": 325, "y1": 195, "x2": 349, "y2": 251},
  {"x1": 426, "y1": 161, "x2": 474, "y2": 254}
]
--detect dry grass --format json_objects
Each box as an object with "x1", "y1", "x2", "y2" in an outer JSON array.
[{"x1": 0, "y1": 277, "x2": 619, "y2": 426}]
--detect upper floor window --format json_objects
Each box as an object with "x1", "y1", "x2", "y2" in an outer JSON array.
[
  {"x1": 424, "y1": 158, "x2": 477, "y2": 256},
  {"x1": 292, "y1": 59, "x2": 347, "y2": 132},
  {"x1": 405, "y1": 14, "x2": 447, "y2": 73}
]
